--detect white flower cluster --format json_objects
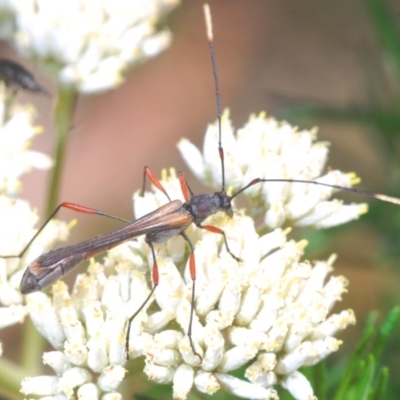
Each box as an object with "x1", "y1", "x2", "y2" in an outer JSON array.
[
  {"x1": 178, "y1": 110, "x2": 367, "y2": 230},
  {"x1": 0, "y1": 82, "x2": 51, "y2": 195},
  {"x1": 133, "y1": 171, "x2": 356, "y2": 399},
  {"x1": 0, "y1": 82, "x2": 70, "y2": 356},
  {"x1": 20, "y1": 280, "x2": 128, "y2": 399},
  {"x1": 0, "y1": 0, "x2": 180, "y2": 93},
  {"x1": 6, "y1": 106, "x2": 363, "y2": 398},
  {"x1": 20, "y1": 162, "x2": 355, "y2": 399}
]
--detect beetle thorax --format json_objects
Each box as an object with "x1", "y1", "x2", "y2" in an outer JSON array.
[{"x1": 187, "y1": 191, "x2": 232, "y2": 224}]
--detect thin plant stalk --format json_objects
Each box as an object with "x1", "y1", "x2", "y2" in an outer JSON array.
[
  {"x1": 45, "y1": 87, "x2": 77, "y2": 217},
  {"x1": 0, "y1": 354, "x2": 28, "y2": 399},
  {"x1": 21, "y1": 318, "x2": 44, "y2": 377},
  {"x1": 20, "y1": 87, "x2": 77, "y2": 379}
]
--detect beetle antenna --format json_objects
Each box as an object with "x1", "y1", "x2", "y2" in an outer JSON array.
[{"x1": 203, "y1": 4, "x2": 225, "y2": 191}]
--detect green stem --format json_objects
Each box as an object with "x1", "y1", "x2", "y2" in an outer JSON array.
[
  {"x1": 0, "y1": 356, "x2": 28, "y2": 399},
  {"x1": 45, "y1": 87, "x2": 77, "y2": 217},
  {"x1": 20, "y1": 87, "x2": 77, "y2": 376},
  {"x1": 21, "y1": 318, "x2": 44, "y2": 376}
]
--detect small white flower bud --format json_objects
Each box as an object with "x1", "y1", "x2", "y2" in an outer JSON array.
[
  {"x1": 83, "y1": 301, "x2": 105, "y2": 337},
  {"x1": 155, "y1": 258, "x2": 186, "y2": 309},
  {"x1": 145, "y1": 309, "x2": 175, "y2": 332},
  {"x1": 154, "y1": 330, "x2": 184, "y2": 348},
  {"x1": 311, "y1": 309, "x2": 356, "y2": 339},
  {"x1": 247, "y1": 370, "x2": 277, "y2": 388},
  {"x1": 298, "y1": 260, "x2": 333, "y2": 297},
  {"x1": 281, "y1": 371, "x2": 316, "y2": 400},
  {"x1": 60, "y1": 306, "x2": 86, "y2": 341},
  {"x1": 97, "y1": 365, "x2": 126, "y2": 392},
  {"x1": 144, "y1": 341, "x2": 181, "y2": 367},
  {"x1": 176, "y1": 300, "x2": 204, "y2": 343},
  {"x1": 51, "y1": 281, "x2": 71, "y2": 312},
  {"x1": 58, "y1": 367, "x2": 92, "y2": 398},
  {"x1": 77, "y1": 382, "x2": 100, "y2": 399},
  {"x1": 246, "y1": 353, "x2": 277, "y2": 383},
  {"x1": 172, "y1": 364, "x2": 194, "y2": 400},
  {"x1": 227, "y1": 326, "x2": 268, "y2": 349},
  {"x1": 265, "y1": 202, "x2": 286, "y2": 229},
  {"x1": 219, "y1": 346, "x2": 258, "y2": 373},
  {"x1": 0, "y1": 304, "x2": 26, "y2": 328},
  {"x1": 104, "y1": 309, "x2": 126, "y2": 340},
  {"x1": 214, "y1": 373, "x2": 278, "y2": 399},
  {"x1": 26, "y1": 292, "x2": 66, "y2": 349},
  {"x1": 276, "y1": 342, "x2": 314, "y2": 374},
  {"x1": 127, "y1": 331, "x2": 152, "y2": 360},
  {"x1": 101, "y1": 278, "x2": 123, "y2": 310},
  {"x1": 43, "y1": 351, "x2": 71, "y2": 375},
  {"x1": 195, "y1": 281, "x2": 223, "y2": 316},
  {"x1": 313, "y1": 204, "x2": 367, "y2": 228},
  {"x1": 248, "y1": 299, "x2": 279, "y2": 334},
  {"x1": 261, "y1": 318, "x2": 288, "y2": 352},
  {"x1": 284, "y1": 320, "x2": 314, "y2": 352},
  {"x1": 144, "y1": 362, "x2": 174, "y2": 384},
  {"x1": 64, "y1": 338, "x2": 88, "y2": 366},
  {"x1": 218, "y1": 281, "x2": 242, "y2": 320},
  {"x1": 0, "y1": 283, "x2": 23, "y2": 306},
  {"x1": 304, "y1": 337, "x2": 342, "y2": 366},
  {"x1": 101, "y1": 392, "x2": 123, "y2": 400},
  {"x1": 87, "y1": 338, "x2": 109, "y2": 373},
  {"x1": 205, "y1": 309, "x2": 235, "y2": 331},
  {"x1": 322, "y1": 275, "x2": 349, "y2": 310},
  {"x1": 177, "y1": 139, "x2": 205, "y2": 183},
  {"x1": 194, "y1": 371, "x2": 220, "y2": 395},
  {"x1": 202, "y1": 323, "x2": 225, "y2": 371},
  {"x1": 234, "y1": 286, "x2": 261, "y2": 325},
  {"x1": 179, "y1": 336, "x2": 203, "y2": 367},
  {"x1": 20, "y1": 376, "x2": 60, "y2": 396}
]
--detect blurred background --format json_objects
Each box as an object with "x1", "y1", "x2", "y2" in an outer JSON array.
[{"x1": 2, "y1": 0, "x2": 400, "y2": 398}]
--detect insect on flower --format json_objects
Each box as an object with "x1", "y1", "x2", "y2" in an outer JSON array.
[
  {"x1": 0, "y1": 58, "x2": 48, "y2": 95},
  {"x1": 4, "y1": 4, "x2": 400, "y2": 365}
]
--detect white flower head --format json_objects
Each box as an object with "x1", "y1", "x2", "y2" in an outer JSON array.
[
  {"x1": 178, "y1": 110, "x2": 367, "y2": 230},
  {"x1": 131, "y1": 174, "x2": 356, "y2": 400},
  {"x1": 18, "y1": 110, "x2": 362, "y2": 398},
  {"x1": 21, "y1": 166, "x2": 355, "y2": 399},
  {"x1": 0, "y1": 82, "x2": 52, "y2": 195},
  {"x1": 0, "y1": 85, "x2": 70, "y2": 358},
  {"x1": 0, "y1": 0, "x2": 180, "y2": 93}
]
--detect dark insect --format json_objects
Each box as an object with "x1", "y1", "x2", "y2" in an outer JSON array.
[
  {"x1": 0, "y1": 58, "x2": 48, "y2": 95},
  {"x1": 3, "y1": 5, "x2": 400, "y2": 362}
]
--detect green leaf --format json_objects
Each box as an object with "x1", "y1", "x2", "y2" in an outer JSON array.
[
  {"x1": 365, "y1": 0, "x2": 400, "y2": 84},
  {"x1": 333, "y1": 313, "x2": 377, "y2": 400},
  {"x1": 312, "y1": 361, "x2": 327, "y2": 400},
  {"x1": 354, "y1": 354, "x2": 375, "y2": 400},
  {"x1": 371, "y1": 367, "x2": 389, "y2": 400},
  {"x1": 370, "y1": 306, "x2": 400, "y2": 360}
]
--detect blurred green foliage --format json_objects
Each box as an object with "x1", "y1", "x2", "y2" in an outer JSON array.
[
  {"x1": 281, "y1": 0, "x2": 400, "y2": 398},
  {"x1": 285, "y1": 0, "x2": 400, "y2": 267}
]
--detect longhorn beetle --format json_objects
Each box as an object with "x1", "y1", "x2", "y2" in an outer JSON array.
[{"x1": 4, "y1": 4, "x2": 400, "y2": 361}]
